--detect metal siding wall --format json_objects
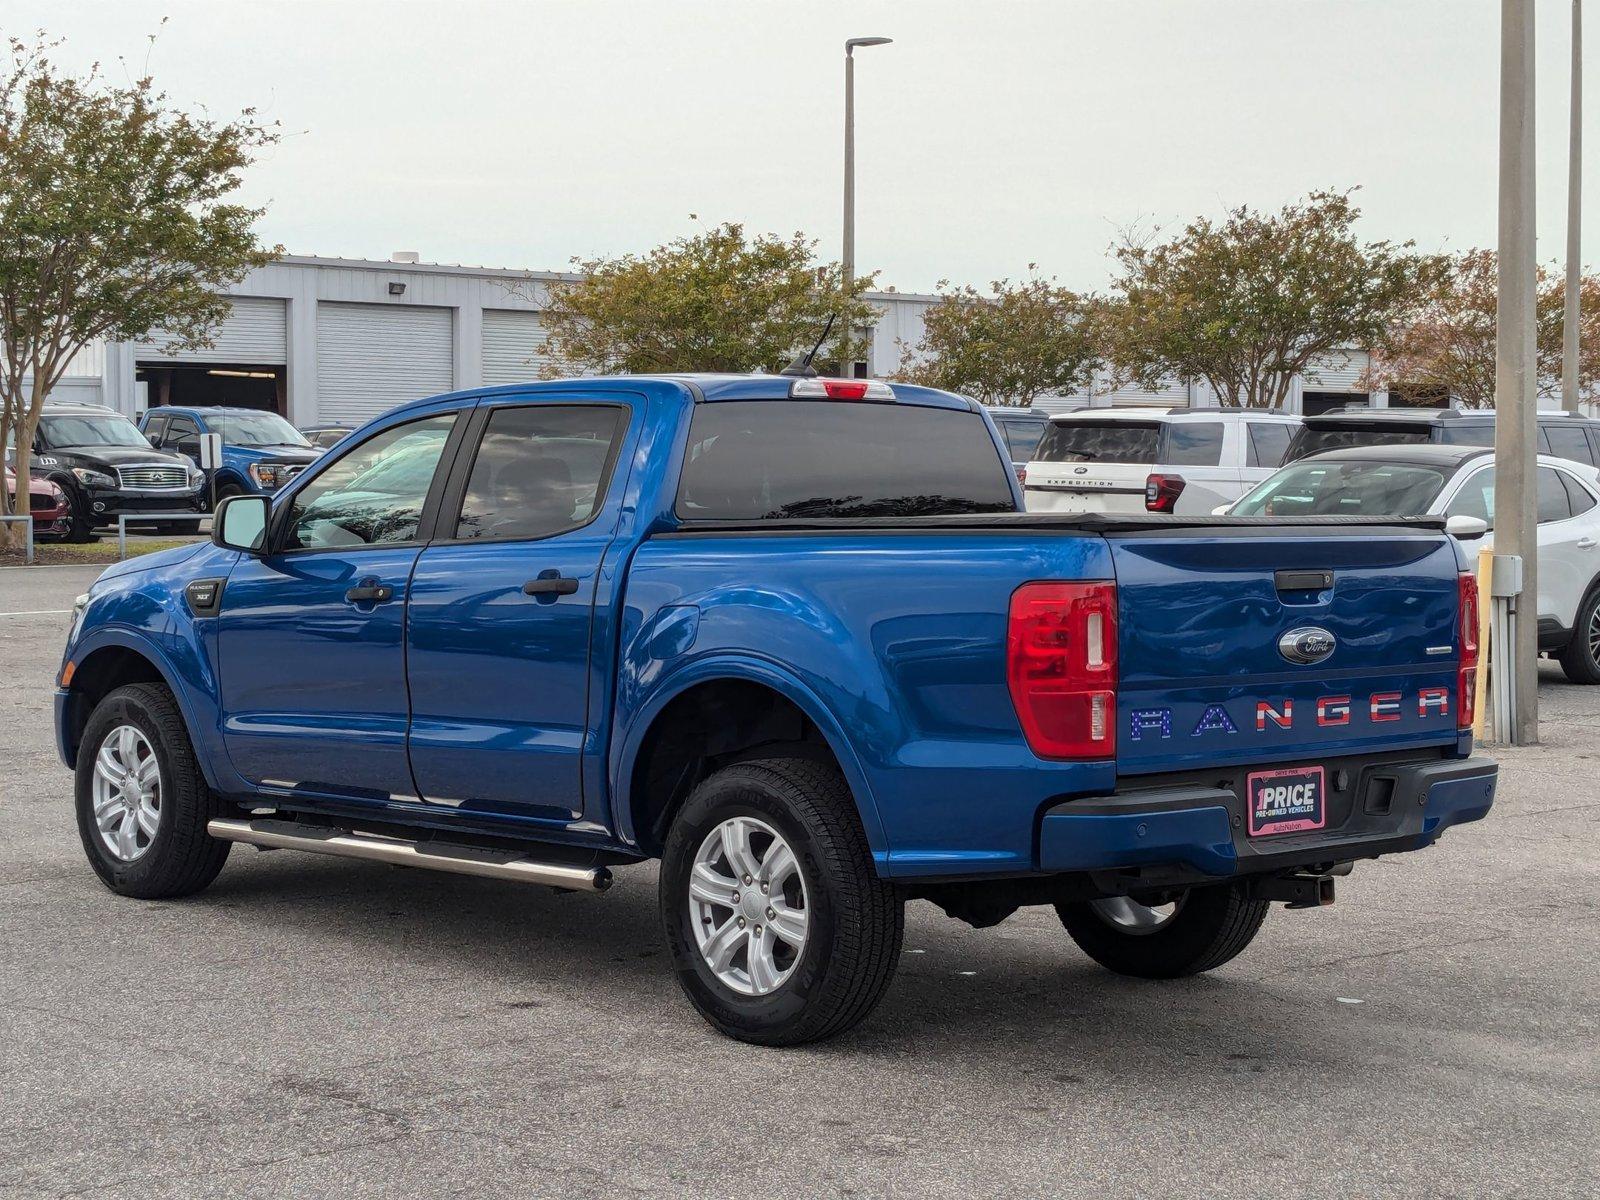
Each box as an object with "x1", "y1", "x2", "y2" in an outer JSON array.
[
  {"x1": 133, "y1": 297, "x2": 288, "y2": 364},
  {"x1": 481, "y1": 310, "x2": 556, "y2": 384},
  {"x1": 315, "y1": 302, "x2": 453, "y2": 422},
  {"x1": 1096, "y1": 373, "x2": 1188, "y2": 408},
  {"x1": 1305, "y1": 349, "x2": 1369, "y2": 391}
]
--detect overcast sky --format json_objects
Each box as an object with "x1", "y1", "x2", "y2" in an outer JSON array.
[{"x1": 5, "y1": 1, "x2": 1597, "y2": 294}]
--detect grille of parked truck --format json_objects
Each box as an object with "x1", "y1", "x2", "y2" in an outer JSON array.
[{"x1": 55, "y1": 374, "x2": 1495, "y2": 1044}]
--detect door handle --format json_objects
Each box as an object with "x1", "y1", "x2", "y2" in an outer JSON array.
[
  {"x1": 523, "y1": 574, "x2": 580, "y2": 597},
  {"x1": 344, "y1": 583, "x2": 394, "y2": 604},
  {"x1": 1578, "y1": 537, "x2": 1597, "y2": 551}
]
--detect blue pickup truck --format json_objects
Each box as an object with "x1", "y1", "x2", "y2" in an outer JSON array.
[
  {"x1": 138, "y1": 406, "x2": 321, "y2": 503},
  {"x1": 57, "y1": 374, "x2": 1497, "y2": 1044}
]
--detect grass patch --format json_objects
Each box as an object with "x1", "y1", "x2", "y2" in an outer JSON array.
[{"x1": 0, "y1": 537, "x2": 199, "y2": 566}]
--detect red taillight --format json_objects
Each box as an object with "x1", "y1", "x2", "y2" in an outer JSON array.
[
  {"x1": 1458, "y1": 571, "x2": 1479, "y2": 730},
  {"x1": 1016, "y1": 463, "x2": 1028, "y2": 486},
  {"x1": 1007, "y1": 581, "x2": 1118, "y2": 759},
  {"x1": 1145, "y1": 473, "x2": 1186, "y2": 513},
  {"x1": 822, "y1": 380, "x2": 870, "y2": 399}
]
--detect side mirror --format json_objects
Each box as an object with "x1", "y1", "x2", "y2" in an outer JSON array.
[
  {"x1": 212, "y1": 494, "x2": 269, "y2": 555},
  {"x1": 1445, "y1": 514, "x2": 1489, "y2": 539},
  {"x1": 176, "y1": 437, "x2": 200, "y2": 458}
]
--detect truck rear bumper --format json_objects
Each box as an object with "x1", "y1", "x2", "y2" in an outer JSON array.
[{"x1": 1039, "y1": 756, "x2": 1497, "y2": 878}]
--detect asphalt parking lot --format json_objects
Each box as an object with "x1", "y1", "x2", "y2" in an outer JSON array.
[{"x1": 1, "y1": 564, "x2": 1595, "y2": 1199}]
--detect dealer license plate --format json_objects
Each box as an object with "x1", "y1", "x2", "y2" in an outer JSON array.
[{"x1": 1246, "y1": 765, "x2": 1326, "y2": 837}]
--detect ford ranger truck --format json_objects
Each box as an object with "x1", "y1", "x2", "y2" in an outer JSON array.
[{"x1": 55, "y1": 374, "x2": 1497, "y2": 1045}]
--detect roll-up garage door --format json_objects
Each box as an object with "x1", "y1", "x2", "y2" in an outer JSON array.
[
  {"x1": 316, "y1": 302, "x2": 454, "y2": 423},
  {"x1": 1096, "y1": 373, "x2": 1190, "y2": 408},
  {"x1": 1305, "y1": 349, "x2": 1369, "y2": 391},
  {"x1": 482, "y1": 310, "x2": 558, "y2": 385},
  {"x1": 135, "y1": 296, "x2": 287, "y2": 364}
]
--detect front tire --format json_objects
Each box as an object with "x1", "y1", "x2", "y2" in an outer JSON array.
[
  {"x1": 1056, "y1": 881, "x2": 1269, "y2": 979},
  {"x1": 1557, "y1": 586, "x2": 1600, "y2": 684},
  {"x1": 659, "y1": 758, "x2": 903, "y2": 1046},
  {"x1": 63, "y1": 486, "x2": 97, "y2": 543},
  {"x1": 74, "y1": 683, "x2": 231, "y2": 899}
]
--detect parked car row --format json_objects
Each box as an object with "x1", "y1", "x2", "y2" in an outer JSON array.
[{"x1": 4, "y1": 403, "x2": 339, "y2": 541}]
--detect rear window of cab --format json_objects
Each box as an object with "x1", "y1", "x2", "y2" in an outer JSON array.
[
  {"x1": 676, "y1": 400, "x2": 1016, "y2": 520},
  {"x1": 1032, "y1": 419, "x2": 1225, "y2": 467}
]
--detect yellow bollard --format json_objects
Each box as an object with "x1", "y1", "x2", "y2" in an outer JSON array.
[{"x1": 1474, "y1": 546, "x2": 1493, "y2": 741}]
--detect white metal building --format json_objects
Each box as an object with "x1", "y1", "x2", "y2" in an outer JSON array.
[{"x1": 57, "y1": 253, "x2": 1385, "y2": 424}]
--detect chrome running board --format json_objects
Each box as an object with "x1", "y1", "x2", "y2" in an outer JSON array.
[{"x1": 207, "y1": 817, "x2": 611, "y2": 892}]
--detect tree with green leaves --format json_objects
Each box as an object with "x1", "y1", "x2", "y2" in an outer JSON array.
[
  {"x1": 534, "y1": 221, "x2": 879, "y2": 377},
  {"x1": 1364, "y1": 248, "x2": 1599, "y2": 409},
  {"x1": 894, "y1": 274, "x2": 1103, "y2": 406},
  {"x1": 0, "y1": 31, "x2": 279, "y2": 547},
  {"x1": 1102, "y1": 189, "x2": 1444, "y2": 409}
]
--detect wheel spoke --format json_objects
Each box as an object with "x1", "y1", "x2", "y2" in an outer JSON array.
[
  {"x1": 95, "y1": 796, "x2": 126, "y2": 830},
  {"x1": 117, "y1": 726, "x2": 139, "y2": 764},
  {"x1": 747, "y1": 928, "x2": 780, "y2": 992},
  {"x1": 135, "y1": 799, "x2": 160, "y2": 839},
  {"x1": 689, "y1": 862, "x2": 738, "y2": 908},
  {"x1": 767, "y1": 899, "x2": 806, "y2": 948},
  {"x1": 116, "y1": 810, "x2": 139, "y2": 858},
  {"x1": 702, "y1": 915, "x2": 745, "y2": 973},
  {"x1": 134, "y1": 755, "x2": 160, "y2": 788},
  {"x1": 95, "y1": 744, "x2": 124, "y2": 784},
  {"x1": 719, "y1": 819, "x2": 761, "y2": 881},
  {"x1": 760, "y1": 841, "x2": 797, "y2": 889}
]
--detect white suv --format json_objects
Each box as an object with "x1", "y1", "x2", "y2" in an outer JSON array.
[{"x1": 1023, "y1": 408, "x2": 1301, "y2": 516}]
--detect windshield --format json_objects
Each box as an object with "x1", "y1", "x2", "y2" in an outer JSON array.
[
  {"x1": 40, "y1": 414, "x2": 152, "y2": 449},
  {"x1": 1286, "y1": 424, "x2": 1434, "y2": 462},
  {"x1": 678, "y1": 401, "x2": 1016, "y2": 520},
  {"x1": 1033, "y1": 421, "x2": 1160, "y2": 465},
  {"x1": 212, "y1": 411, "x2": 311, "y2": 448},
  {"x1": 1232, "y1": 459, "x2": 1452, "y2": 517}
]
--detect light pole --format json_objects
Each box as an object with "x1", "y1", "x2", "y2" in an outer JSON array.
[
  {"x1": 1494, "y1": 0, "x2": 1540, "y2": 744},
  {"x1": 1563, "y1": 0, "x2": 1583, "y2": 414},
  {"x1": 843, "y1": 35, "x2": 892, "y2": 377}
]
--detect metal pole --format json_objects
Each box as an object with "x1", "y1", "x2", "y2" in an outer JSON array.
[
  {"x1": 1495, "y1": 0, "x2": 1540, "y2": 745},
  {"x1": 843, "y1": 45, "x2": 855, "y2": 377},
  {"x1": 1564, "y1": 0, "x2": 1584, "y2": 414}
]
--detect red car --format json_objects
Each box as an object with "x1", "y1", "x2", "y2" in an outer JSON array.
[{"x1": 5, "y1": 469, "x2": 71, "y2": 541}]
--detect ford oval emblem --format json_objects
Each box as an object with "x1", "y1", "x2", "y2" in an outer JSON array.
[
  {"x1": 1073, "y1": 466, "x2": 1089, "y2": 475},
  {"x1": 1279, "y1": 626, "x2": 1336, "y2": 665}
]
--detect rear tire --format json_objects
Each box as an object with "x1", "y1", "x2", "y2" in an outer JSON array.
[
  {"x1": 1056, "y1": 881, "x2": 1268, "y2": 979},
  {"x1": 659, "y1": 757, "x2": 903, "y2": 1046},
  {"x1": 75, "y1": 683, "x2": 230, "y2": 899},
  {"x1": 1557, "y1": 586, "x2": 1600, "y2": 684}
]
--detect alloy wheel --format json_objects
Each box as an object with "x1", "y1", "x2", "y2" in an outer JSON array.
[
  {"x1": 688, "y1": 816, "x2": 809, "y2": 996},
  {"x1": 91, "y1": 724, "x2": 161, "y2": 862}
]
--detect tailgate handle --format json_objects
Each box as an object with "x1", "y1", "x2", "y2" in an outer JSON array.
[{"x1": 1275, "y1": 569, "x2": 1333, "y2": 592}]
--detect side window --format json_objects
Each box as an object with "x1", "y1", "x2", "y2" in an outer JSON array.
[
  {"x1": 1160, "y1": 422, "x2": 1224, "y2": 466},
  {"x1": 1559, "y1": 470, "x2": 1597, "y2": 517},
  {"x1": 1446, "y1": 466, "x2": 1495, "y2": 527},
  {"x1": 1543, "y1": 423, "x2": 1596, "y2": 466},
  {"x1": 453, "y1": 405, "x2": 626, "y2": 541},
  {"x1": 166, "y1": 418, "x2": 199, "y2": 451},
  {"x1": 144, "y1": 415, "x2": 168, "y2": 446},
  {"x1": 1537, "y1": 466, "x2": 1573, "y2": 524},
  {"x1": 283, "y1": 413, "x2": 457, "y2": 551},
  {"x1": 1246, "y1": 422, "x2": 1293, "y2": 469}
]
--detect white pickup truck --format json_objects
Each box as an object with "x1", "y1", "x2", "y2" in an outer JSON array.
[{"x1": 1024, "y1": 408, "x2": 1301, "y2": 516}]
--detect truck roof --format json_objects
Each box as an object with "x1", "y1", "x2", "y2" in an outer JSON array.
[
  {"x1": 391, "y1": 374, "x2": 979, "y2": 415},
  {"x1": 1046, "y1": 406, "x2": 1297, "y2": 424}
]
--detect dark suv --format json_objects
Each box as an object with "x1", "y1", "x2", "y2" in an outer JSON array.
[
  {"x1": 1284, "y1": 407, "x2": 1600, "y2": 466},
  {"x1": 27, "y1": 404, "x2": 205, "y2": 540}
]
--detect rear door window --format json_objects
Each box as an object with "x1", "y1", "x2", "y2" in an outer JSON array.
[
  {"x1": 996, "y1": 417, "x2": 1046, "y2": 461},
  {"x1": 453, "y1": 405, "x2": 627, "y2": 541},
  {"x1": 1558, "y1": 470, "x2": 1597, "y2": 517},
  {"x1": 1159, "y1": 422, "x2": 1224, "y2": 466},
  {"x1": 1245, "y1": 422, "x2": 1293, "y2": 468},
  {"x1": 1033, "y1": 421, "x2": 1159, "y2": 465},
  {"x1": 1542, "y1": 423, "x2": 1596, "y2": 466},
  {"x1": 678, "y1": 400, "x2": 1016, "y2": 520},
  {"x1": 1538, "y1": 466, "x2": 1574, "y2": 523}
]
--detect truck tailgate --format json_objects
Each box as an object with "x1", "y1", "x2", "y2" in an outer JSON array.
[{"x1": 1107, "y1": 524, "x2": 1465, "y2": 774}]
